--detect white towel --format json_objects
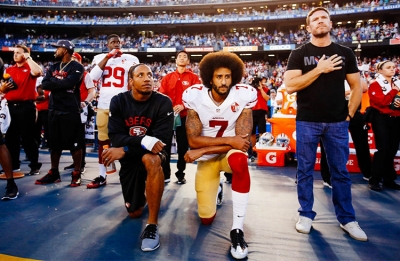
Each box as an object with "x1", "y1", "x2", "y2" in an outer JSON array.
[
  {"x1": 375, "y1": 74, "x2": 400, "y2": 95},
  {"x1": 0, "y1": 98, "x2": 11, "y2": 134},
  {"x1": 80, "y1": 106, "x2": 88, "y2": 123}
]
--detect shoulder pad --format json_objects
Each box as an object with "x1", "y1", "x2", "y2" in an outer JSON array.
[
  {"x1": 182, "y1": 84, "x2": 205, "y2": 104},
  {"x1": 92, "y1": 53, "x2": 106, "y2": 66},
  {"x1": 233, "y1": 84, "x2": 257, "y2": 99},
  {"x1": 123, "y1": 54, "x2": 139, "y2": 64}
]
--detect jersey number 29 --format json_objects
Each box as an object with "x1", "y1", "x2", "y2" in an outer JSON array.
[{"x1": 102, "y1": 66, "x2": 125, "y2": 88}]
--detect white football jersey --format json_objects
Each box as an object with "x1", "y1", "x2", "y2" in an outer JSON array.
[
  {"x1": 183, "y1": 83, "x2": 257, "y2": 161},
  {"x1": 91, "y1": 53, "x2": 139, "y2": 109}
]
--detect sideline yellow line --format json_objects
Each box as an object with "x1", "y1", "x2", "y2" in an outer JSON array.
[{"x1": 0, "y1": 254, "x2": 40, "y2": 261}]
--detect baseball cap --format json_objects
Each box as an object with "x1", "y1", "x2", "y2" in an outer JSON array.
[
  {"x1": 72, "y1": 52, "x2": 82, "y2": 62},
  {"x1": 51, "y1": 40, "x2": 74, "y2": 50}
]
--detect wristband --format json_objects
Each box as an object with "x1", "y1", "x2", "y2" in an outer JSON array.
[{"x1": 141, "y1": 135, "x2": 161, "y2": 151}]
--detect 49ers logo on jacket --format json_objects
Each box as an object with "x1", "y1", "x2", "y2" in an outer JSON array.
[
  {"x1": 182, "y1": 80, "x2": 190, "y2": 86},
  {"x1": 231, "y1": 102, "x2": 239, "y2": 112},
  {"x1": 129, "y1": 126, "x2": 147, "y2": 137}
]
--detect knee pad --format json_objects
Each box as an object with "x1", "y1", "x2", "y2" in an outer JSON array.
[{"x1": 228, "y1": 152, "x2": 250, "y2": 193}]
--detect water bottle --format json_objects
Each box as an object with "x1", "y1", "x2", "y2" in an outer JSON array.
[
  {"x1": 390, "y1": 91, "x2": 400, "y2": 110},
  {"x1": 103, "y1": 145, "x2": 116, "y2": 174}
]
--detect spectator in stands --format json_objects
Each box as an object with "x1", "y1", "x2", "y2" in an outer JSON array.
[
  {"x1": 285, "y1": 7, "x2": 367, "y2": 241},
  {"x1": 87, "y1": 34, "x2": 139, "y2": 189},
  {"x1": 35, "y1": 40, "x2": 84, "y2": 187},
  {"x1": 3, "y1": 44, "x2": 43, "y2": 176},
  {"x1": 104, "y1": 63, "x2": 173, "y2": 251},
  {"x1": 367, "y1": 60, "x2": 400, "y2": 191},
  {"x1": 159, "y1": 50, "x2": 201, "y2": 184}
]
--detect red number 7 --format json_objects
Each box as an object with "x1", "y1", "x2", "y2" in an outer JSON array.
[{"x1": 209, "y1": 120, "x2": 228, "y2": 137}]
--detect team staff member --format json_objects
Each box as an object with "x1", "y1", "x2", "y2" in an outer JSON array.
[
  {"x1": 88, "y1": 34, "x2": 139, "y2": 189},
  {"x1": 102, "y1": 64, "x2": 173, "y2": 251},
  {"x1": 3, "y1": 44, "x2": 43, "y2": 176},
  {"x1": 249, "y1": 77, "x2": 269, "y2": 161},
  {"x1": 284, "y1": 7, "x2": 367, "y2": 241},
  {"x1": 35, "y1": 40, "x2": 84, "y2": 187},
  {"x1": 64, "y1": 52, "x2": 96, "y2": 174},
  {"x1": 159, "y1": 50, "x2": 201, "y2": 184},
  {"x1": 35, "y1": 76, "x2": 50, "y2": 150},
  {"x1": 367, "y1": 60, "x2": 400, "y2": 191},
  {"x1": 183, "y1": 52, "x2": 257, "y2": 259}
]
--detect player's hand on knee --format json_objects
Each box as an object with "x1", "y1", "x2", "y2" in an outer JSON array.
[
  {"x1": 184, "y1": 149, "x2": 203, "y2": 163},
  {"x1": 230, "y1": 134, "x2": 250, "y2": 152},
  {"x1": 141, "y1": 135, "x2": 164, "y2": 153}
]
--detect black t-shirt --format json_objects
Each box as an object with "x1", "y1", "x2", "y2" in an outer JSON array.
[
  {"x1": 108, "y1": 91, "x2": 174, "y2": 160},
  {"x1": 286, "y1": 42, "x2": 359, "y2": 122},
  {"x1": 42, "y1": 60, "x2": 84, "y2": 113}
]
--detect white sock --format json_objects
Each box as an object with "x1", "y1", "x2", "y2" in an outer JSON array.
[
  {"x1": 99, "y1": 164, "x2": 106, "y2": 178},
  {"x1": 232, "y1": 190, "x2": 249, "y2": 231}
]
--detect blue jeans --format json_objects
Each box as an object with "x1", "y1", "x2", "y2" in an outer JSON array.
[{"x1": 296, "y1": 121, "x2": 355, "y2": 225}]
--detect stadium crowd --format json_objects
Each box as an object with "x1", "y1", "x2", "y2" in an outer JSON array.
[
  {"x1": 2, "y1": 0, "x2": 400, "y2": 24},
  {"x1": 1, "y1": 0, "x2": 400, "y2": 8},
  {"x1": 1, "y1": 20, "x2": 399, "y2": 52}
]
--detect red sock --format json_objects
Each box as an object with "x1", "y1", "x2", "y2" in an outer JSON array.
[
  {"x1": 228, "y1": 152, "x2": 250, "y2": 193},
  {"x1": 200, "y1": 212, "x2": 216, "y2": 225}
]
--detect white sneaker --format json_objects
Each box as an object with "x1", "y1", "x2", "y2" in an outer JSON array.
[
  {"x1": 323, "y1": 181, "x2": 332, "y2": 189},
  {"x1": 230, "y1": 229, "x2": 248, "y2": 259},
  {"x1": 296, "y1": 216, "x2": 313, "y2": 234},
  {"x1": 340, "y1": 221, "x2": 368, "y2": 241}
]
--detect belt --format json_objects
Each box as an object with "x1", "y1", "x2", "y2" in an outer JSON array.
[{"x1": 8, "y1": 100, "x2": 34, "y2": 106}]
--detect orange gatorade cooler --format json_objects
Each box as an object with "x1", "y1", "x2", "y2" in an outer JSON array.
[
  {"x1": 268, "y1": 114, "x2": 296, "y2": 152},
  {"x1": 278, "y1": 86, "x2": 297, "y2": 115},
  {"x1": 253, "y1": 147, "x2": 288, "y2": 167}
]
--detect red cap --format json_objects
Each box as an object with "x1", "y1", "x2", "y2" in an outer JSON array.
[{"x1": 72, "y1": 52, "x2": 82, "y2": 62}]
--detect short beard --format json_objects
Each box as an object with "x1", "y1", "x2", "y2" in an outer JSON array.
[
  {"x1": 313, "y1": 31, "x2": 330, "y2": 39},
  {"x1": 212, "y1": 84, "x2": 230, "y2": 96},
  {"x1": 54, "y1": 54, "x2": 63, "y2": 61}
]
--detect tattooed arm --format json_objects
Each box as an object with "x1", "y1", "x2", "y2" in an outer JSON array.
[{"x1": 235, "y1": 108, "x2": 253, "y2": 139}]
